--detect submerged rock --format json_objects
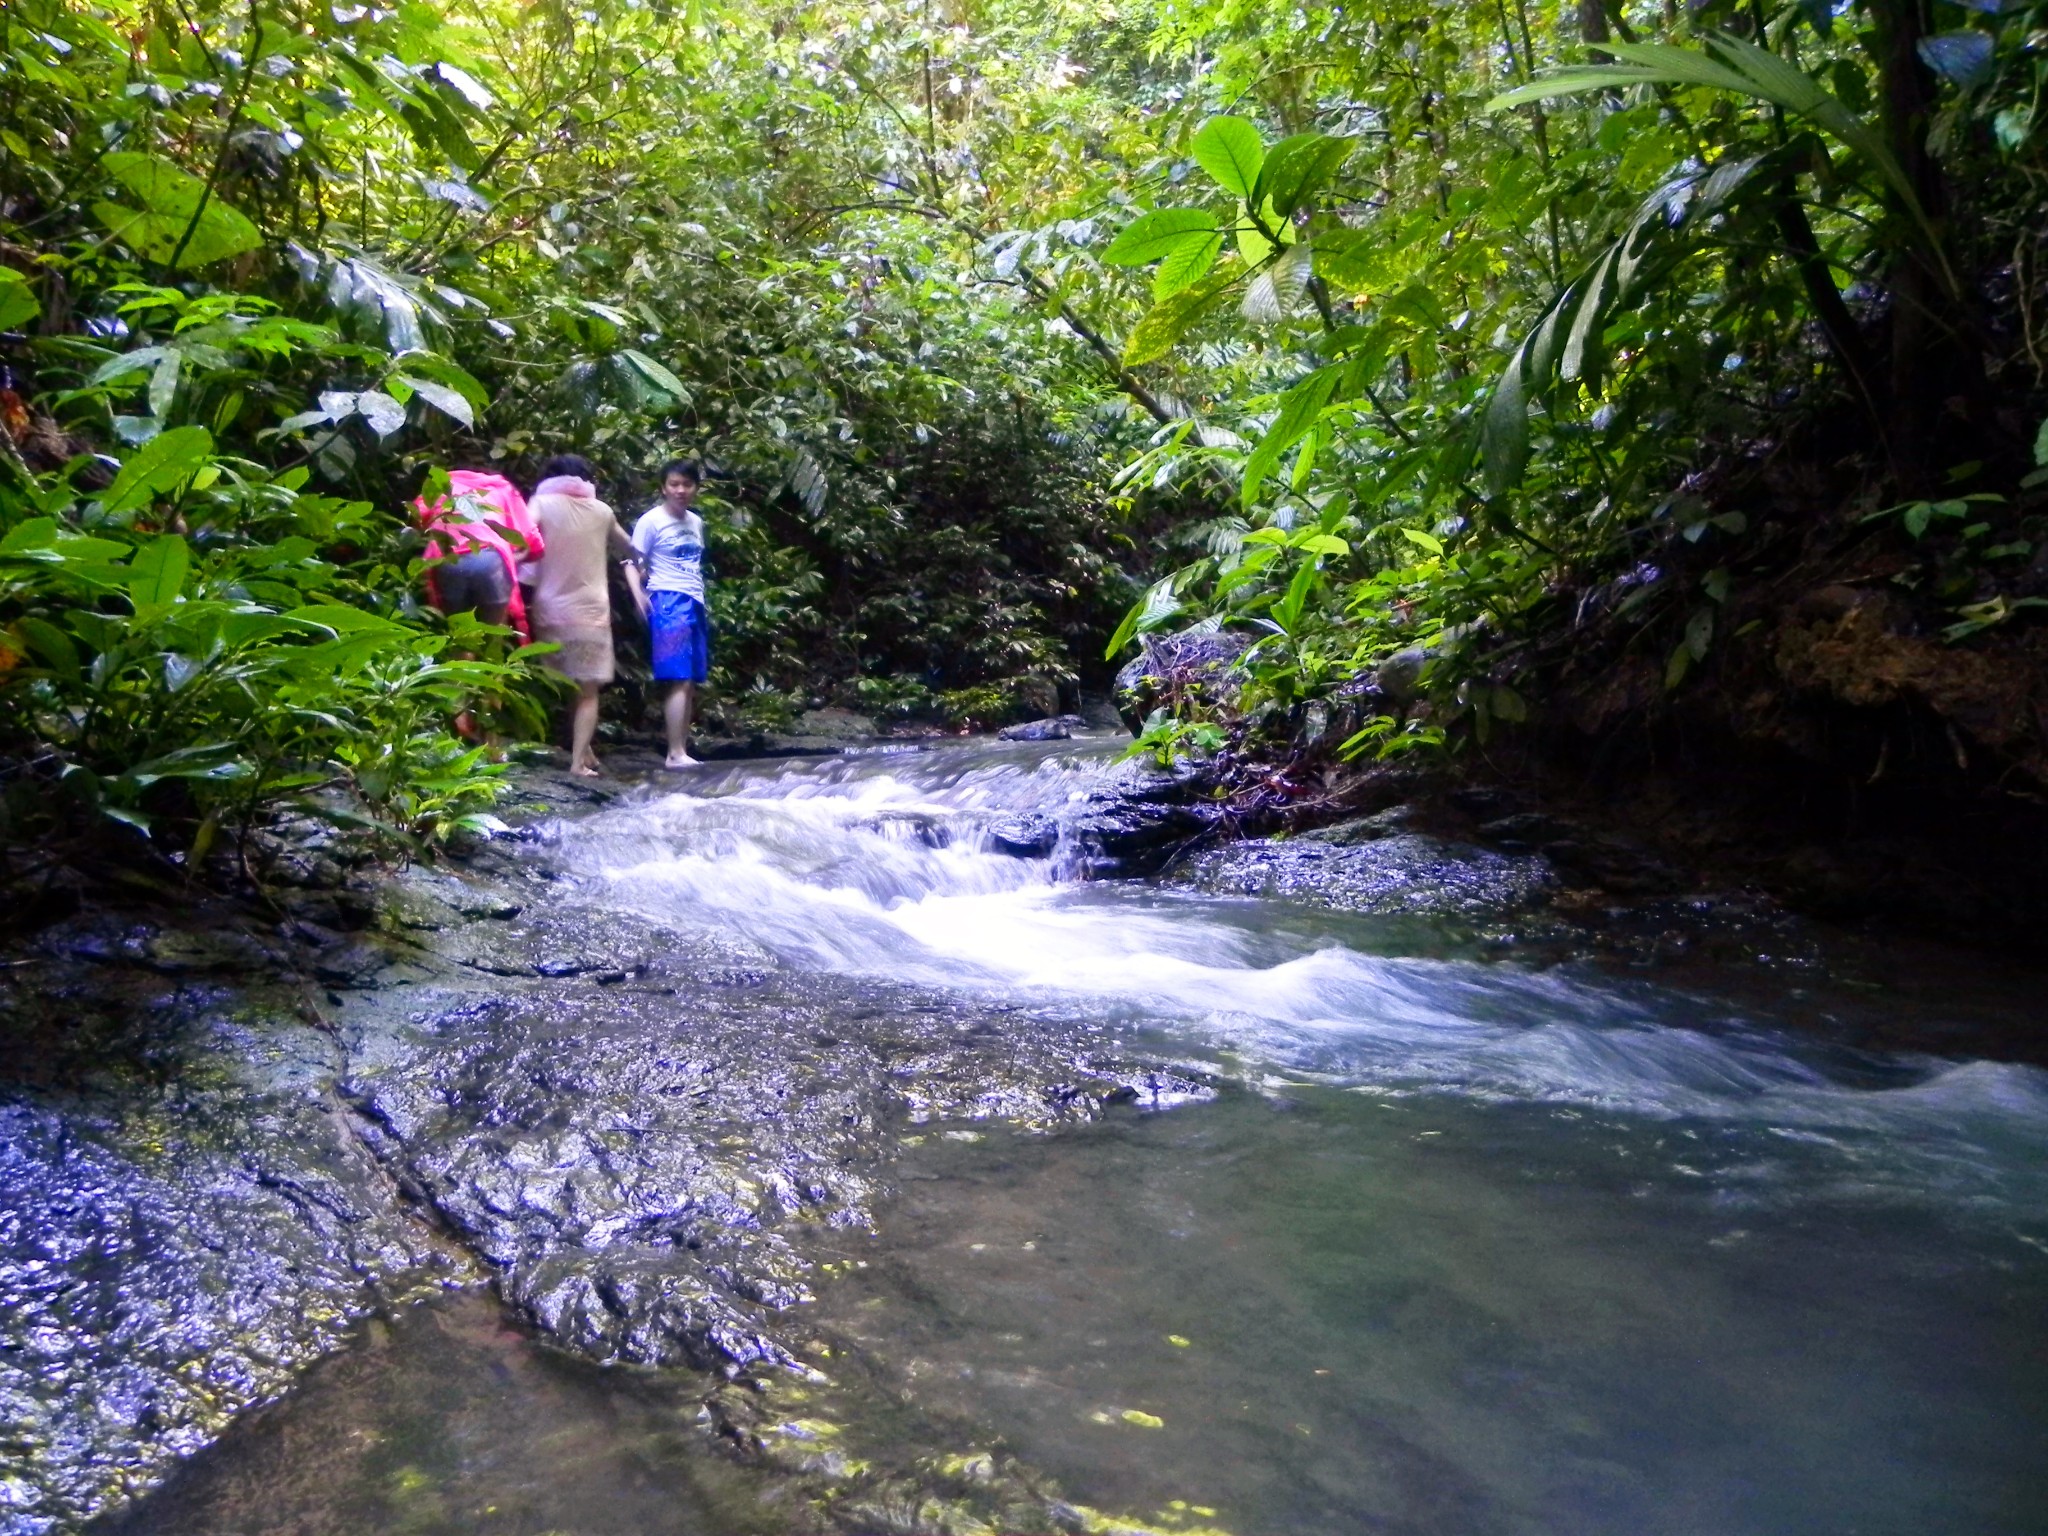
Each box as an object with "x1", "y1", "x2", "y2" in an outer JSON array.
[
  {"x1": 996, "y1": 714, "x2": 1084, "y2": 742},
  {"x1": 1061, "y1": 757, "x2": 1218, "y2": 874},
  {"x1": 987, "y1": 811, "x2": 1060, "y2": 857},
  {"x1": 1168, "y1": 830, "x2": 1557, "y2": 919}
]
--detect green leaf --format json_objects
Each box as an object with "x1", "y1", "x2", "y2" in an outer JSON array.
[
  {"x1": 127, "y1": 533, "x2": 189, "y2": 611},
  {"x1": 15, "y1": 616, "x2": 79, "y2": 677},
  {"x1": 1103, "y1": 209, "x2": 1217, "y2": 266},
  {"x1": 432, "y1": 61, "x2": 495, "y2": 109},
  {"x1": 356, "y1": 390, "x2": 407, "y2": 438},
  {"x1": 396, "y1": 375, "x2": 475, "y2": 429},
  {"x1": 1241, "y1": 364, "x2": 1341, "y2": 507},
  {"x1": 1482, "y1": 339, "x2": 1532, "y2": 498},
  {"x1": 149, "y1": 347, "x2": 181, "y2": 419},
  {"x1": 0, "y1": 517, "x2": 61, "y2": 555},
  {"x1": 0, "y1": 268, "x2": 39, "y2": 332},
  {"x1": 1153, "y1": 231, "x2": 1223, "y2": 299},
  {"x1": 1254, "y1": 134, "x2": 1354, "y2": 218},
  {"x1": 1240, "y1": 242, "x2": 1311, "y2": 324},
  {"x1": 1684, "y1": 605, "x2": 1715, "y2": 660},
  {"x1": 1487, "y1": 37, "x2": 1944, "y2": 279},
  {"x1": 1665, "y1": 641, "x2": 1692, "y2": 689},
  {"x1": 621, "y1": 349, "x2": 690, "y2": 401},
  {"x1": 284, "y1": 603, "x2": 409, "y2": 635},
  {"x1": 1401, "y1": 528, "x2": 1444, "y2": 556},
  {"x1": 1104, "y1": 576, "x2": 1180, "y2": 659},
  {"x1": 92, "y1": 152, "x2": 264, "y2": 268},
  {"x1": 1191, "y1": 117, "x2": 1265, "y2": 201},
  {"x1": 100, "y1": 425, "x2": 213, "y2": 517},
  {"x1": 1123, "y1": 278, "x2": 1231, "y2": 367}
]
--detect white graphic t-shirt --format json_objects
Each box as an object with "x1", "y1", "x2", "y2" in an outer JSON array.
[{"x1": 631, "y1": 507, "x2": 705, "y2": 603}]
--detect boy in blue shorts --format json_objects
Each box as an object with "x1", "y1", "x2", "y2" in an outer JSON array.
[{"x1": 631, "y1": 459, "x2": 711, "y2": 768}]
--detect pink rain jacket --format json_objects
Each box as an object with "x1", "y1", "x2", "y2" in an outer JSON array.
[{"x1": 415, "y1": 470, "x2": 544, "y2": 641}]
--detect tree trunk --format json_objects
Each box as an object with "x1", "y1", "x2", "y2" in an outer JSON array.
[{"x1": 1869, "y1": 0, "x2": 1986, "y2": 489}]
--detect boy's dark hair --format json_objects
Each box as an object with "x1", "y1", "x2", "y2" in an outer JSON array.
[
  {"x1": 660, "y1": 458, "x2": 701, "y2": 485},
  {"x1": 540, "y1": 453, "x2": 595, "y2": 483}
]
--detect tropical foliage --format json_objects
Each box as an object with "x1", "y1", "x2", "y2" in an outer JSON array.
[{"x1": 5, "y1": 0, "x2": 2046, "y2": 880}]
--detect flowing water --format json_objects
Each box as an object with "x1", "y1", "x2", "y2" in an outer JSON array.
[{"x1": 112, "y1": 738, "x2": 2048, "y2": 1535}]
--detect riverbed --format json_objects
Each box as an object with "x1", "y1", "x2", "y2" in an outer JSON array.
[{"x1": 20, "y1": 736, "x2": 2048, "y2": 1534}]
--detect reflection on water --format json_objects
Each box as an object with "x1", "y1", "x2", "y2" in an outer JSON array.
[
  {"x1": 819, "y1": 1092, "x2": 2048, "y2": 1536},
  {"x1": 92, "y1": 1291, "x2": 774, "y2": 1536}
]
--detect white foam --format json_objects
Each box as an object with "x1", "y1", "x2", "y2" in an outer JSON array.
[{"x1": 562, "y1": 750, "x2": 2048, "y2": 1190}]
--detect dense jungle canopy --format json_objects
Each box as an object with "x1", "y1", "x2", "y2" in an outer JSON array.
[{"x1": 3, "y1": 0, "x2": 2046, "y2": 878}]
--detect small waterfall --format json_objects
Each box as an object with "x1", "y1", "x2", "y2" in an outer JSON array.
[{"x1": 553, "y1": 742, "x2": 2048, "y2": 1210}]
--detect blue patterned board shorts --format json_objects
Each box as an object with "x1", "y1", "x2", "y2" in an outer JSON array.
[{"x1": 648, "y1": 590, "x2": 710, "y2": 682}]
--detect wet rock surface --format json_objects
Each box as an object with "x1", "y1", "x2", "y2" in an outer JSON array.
[
  {"x1": 1, "y1": 781, "x2": 1208, "y2": 1534},
  {"x1": 1167, "y1": 826, "x2": 1559, "y2": 920},
  {"x1": 996, "y1": 714, "x2": 1084, "y2": 742},
  {"x1": 0, "y1": 943, "x2": 458, "y2": 1534}
]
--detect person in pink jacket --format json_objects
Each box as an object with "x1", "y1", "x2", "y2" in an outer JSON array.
[{"x1": 415, "y1": 470, "x2": 544, "y2": 641}]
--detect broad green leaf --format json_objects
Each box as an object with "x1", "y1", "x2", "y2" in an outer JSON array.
[
  {"x1": 1103, "y1": 209, "x2": 1216, "y2": 266},
  {"x1": 1488, "y1": 36, "x2": 1943, "y2": 275},
  {"x1": 356, "y1": 390, "x2": 408, "y2": 438},
  {"x1": 100, "y1": 425, "x2": 213, "y2": 517},
  {"x1": 149, "y1": 347, "x2": 181, "y2": 418},
  {"x1": 0, "y1": 268, "x2": 38, "y2": 332},
  {"x1": 1191, "y1": 117, "x2": 1265, "y2": 201},
  {"x1": 621, "y1": 349, "x2": 690, "y2": 401},
  {"x1": 432, "y1": 61, "x2": 495, "y2": 109},
  {"x1": 14, "y1": 616, "x2": 79, "y2": 677},
  {"x1": 1482, "y1": 339, "x2": 1532, "y2": 498},
  {"x1": 396, "y1": 375, "x2": 474, "y2": 428},
  {"x1": 1401, "y1": 528, "x2": 1445, "y2": 555},
  {"x1": 92, "y1": 153, "x2": 263, "y2": 268},
  {"x1": 1154, "y1": 232, "x2": 1223, "y2": 299},
  {"x1": 1104, "y1": 575, "x2": 1182, "y2": 658},
  {"x1": 1254, "y1": 134, "x2": 1355, "y2": 218},
  {"x1": 284, "y1": 603, "x2": 409, "y2": 634},
  {"x1": 1241, "y1": 243, "x2": 1312, "y2": 325},
  {"x1": 1123, "y1": 275, "x2": 1233, "y2": 367},
  {"x1": 1, "y1": 518, "x2": 60, "y2": 554},
  {"x1": 127, "y1": 533, "x2": 189, "y2": 610},
  {"x1": 1241, "y1": 363, "x2": 1341, "y2": 507}
]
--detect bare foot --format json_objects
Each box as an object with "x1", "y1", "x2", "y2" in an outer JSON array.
[
  {"x1": 663, "y1": 752, "x2": 701, "y2": 770},
  {"x1": 571, "y1": 757, "x2": 602, "y2": 778}
]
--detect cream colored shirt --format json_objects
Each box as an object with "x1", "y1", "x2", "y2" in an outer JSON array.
[{"x1": 521, "y1": 492, "x2": 633, "y2": 634}]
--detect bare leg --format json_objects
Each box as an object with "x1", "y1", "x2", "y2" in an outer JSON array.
[
  {"x1": 453, "y1": 601, "x2": 510, "y2": 743},
  {"x1": 570, "y1": 681, "x2": 603, "y2": 775},
  {"x1": 663, "y1": 681, "x2": 699, "y2": 768}
]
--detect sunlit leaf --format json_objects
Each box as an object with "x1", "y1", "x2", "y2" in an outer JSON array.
[
  {"x1": 1191, "y1": 116, "x2": 1265, "y2": 200},
  {"x1": 1103, "y1": 209, "x2": 1217, "y2": 266}
]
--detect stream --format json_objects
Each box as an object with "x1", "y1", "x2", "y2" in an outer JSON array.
[{"x1": 52, "y1": 737, "x2": 2048, "y2": 1534}]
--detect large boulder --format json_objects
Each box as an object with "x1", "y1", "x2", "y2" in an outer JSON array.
[{"x1": 1113, "y1": 629, "x2": 1252, "y2": 734}]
